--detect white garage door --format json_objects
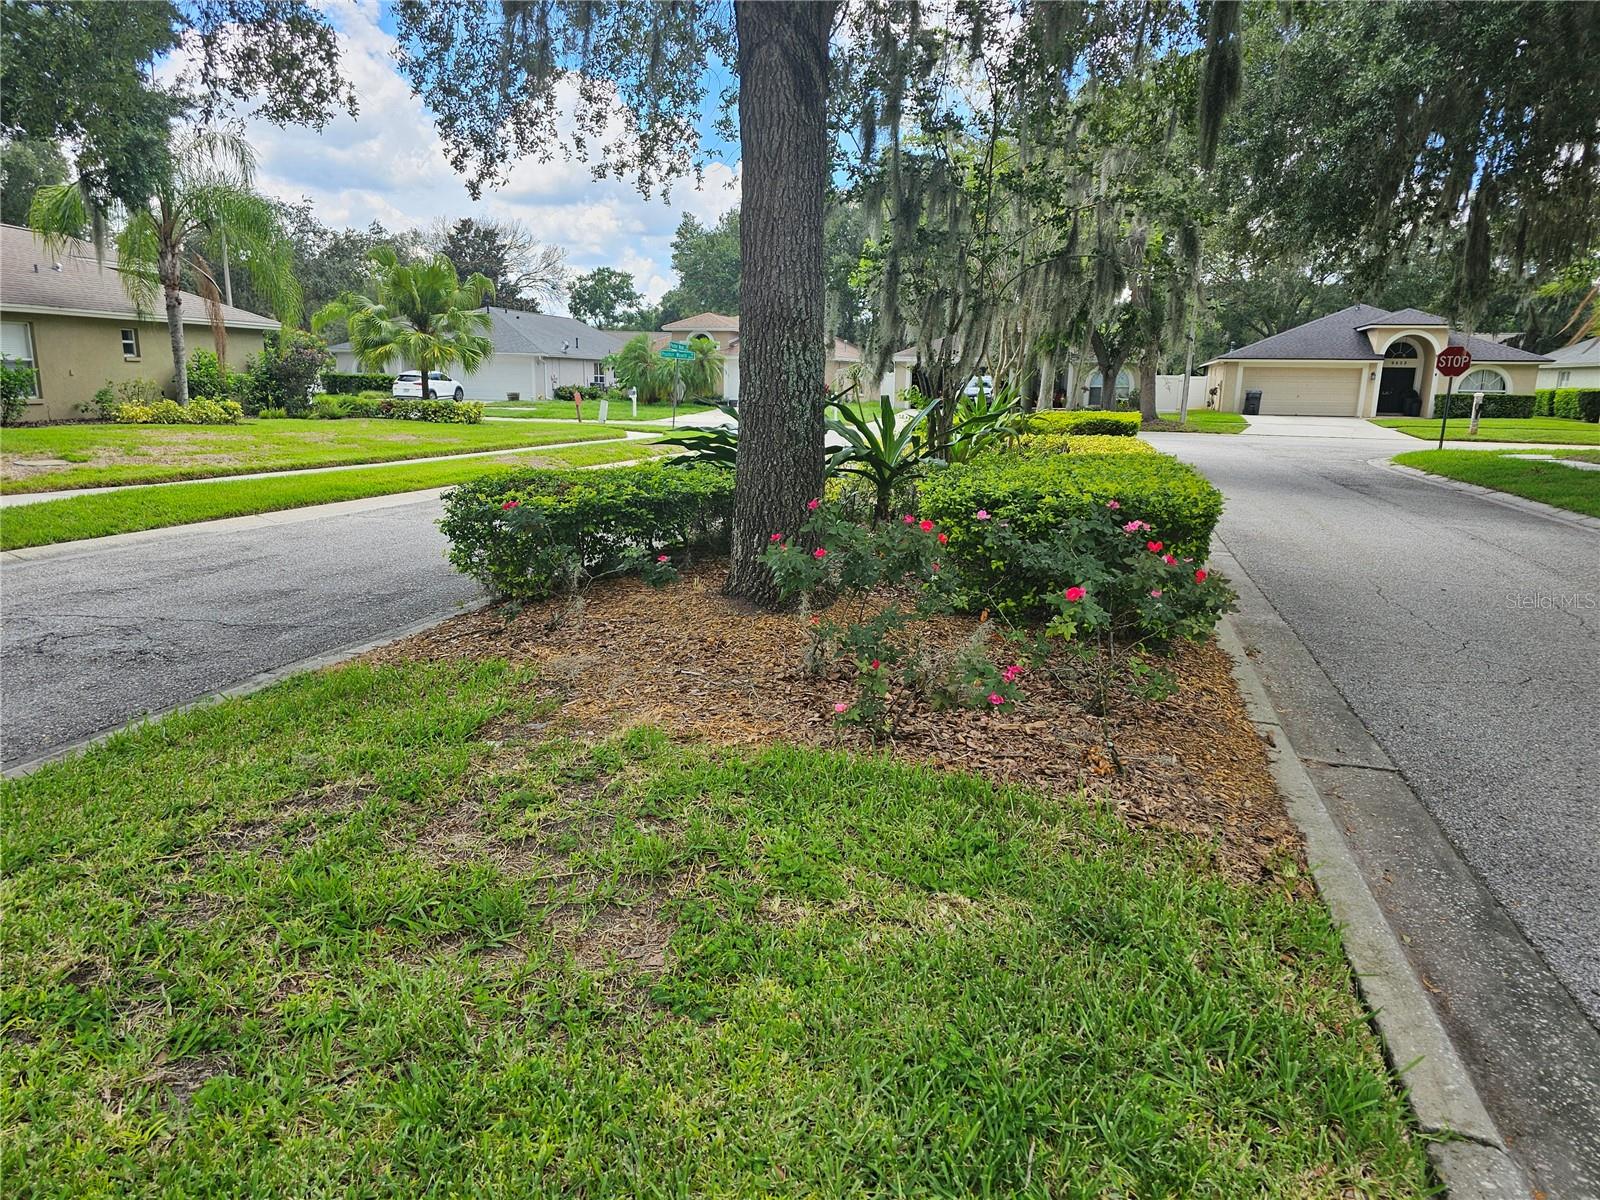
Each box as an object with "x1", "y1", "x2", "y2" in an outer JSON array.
[{"x1": 1246, "y1": 366, "x2": 1362, "y2": 416}]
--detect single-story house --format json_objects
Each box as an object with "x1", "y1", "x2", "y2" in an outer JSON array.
[
  {"x1": 1536, "y1": 336, "x2": 1600, "y2": 391},
  {"x1": 1201, "y1": 304, "x2": 1549, "y2": 418},
  {"x1": 656, "y1": 312, "x2": 864, "y2": 403},
  {"x1": 331, "y1": 306, "x2": 625, "y2": 402},
  {"x1": 0, "y1": 222, "x2": 279, "y2": 422}
]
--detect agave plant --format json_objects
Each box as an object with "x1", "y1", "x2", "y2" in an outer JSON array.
[
  {"x1": 658, "y1": 400, "x2": 741, "y2": 468},
  {"x1": 826, "y1": 391, "x2": 944, "y2": 520},
  {"x1": 938, "y1": 384, "x2": 1024, "y2": 463}
]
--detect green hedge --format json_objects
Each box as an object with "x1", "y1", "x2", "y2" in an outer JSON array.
[
  {"x1": 1023, "y1": 410, "x2": 1142, "y2": 436},
  {"x1": 322, "y1": 372, "x2": 395, "y2": 395},
  {"x1": 441, "y1": 463, "x2": 735, "y2": 601},
  {"x1": 1436, "y1": 392, "x2": 1536, "y2": 419},
  {"x1": 1532, "y1": 387, "x2": 1600, "y2": 422},
  {"x1": 919, "y1": 450, "x2": 1223, "y2": 612},
  {"x1": 1014, "y1": 433, "x2": 1158, "y2": 458},
  {"x1": 310, "y1": 394, "x2": 484, "y2": 423}
]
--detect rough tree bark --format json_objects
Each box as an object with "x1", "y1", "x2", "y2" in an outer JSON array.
[
  {"x1": 725, "y1": 0, "x2": 833, "y2": 607},
  {"x1": 160, "y1": 243, "x2": 190, "y2": 405},
  {"x1": 1138, "y1": 355, "x2": 1158, "y2": 423}
]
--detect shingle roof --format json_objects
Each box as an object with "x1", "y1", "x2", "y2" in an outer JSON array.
[
  {"x1": 662, "y1": 311, "x2": 739, "y2": 332},
  {"x1": 1209, "y1": 303, "x2": 1549, "y2": 364},
  {"x1": 1541, "y1": 336, "x2": 1599, "y2": 367},
  {"x1": 1355, "y1": 307, "x2": 1448, "y2": 328},
  {"x1": 330, "y1": 306, "x2": 625, "y2": 360},
  {"x1": 0, "y1": 223, "x2": 279, "y2": 328}
]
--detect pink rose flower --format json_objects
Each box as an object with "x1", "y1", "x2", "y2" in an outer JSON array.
[
  {"x1": 975, "y1": 509, "x2": 991, "y2": 520},
  {"x1": 1106, "y1": 499, "x2": 1121, "y2": 510},
  {"x1": 903, "y1": 514, "x2": 915, "y2": 524},
  {"x1": 813, "y1": 547, "x2": 827, "y2": 559},
  {"x1": 501, "y1": 499, "x2": 520, "y2": 510},
  {"x1": 657, "y1": 555, "x2": 669, "y2": 563},
  {"x1": 834, "y1": 701, "x2": 849, "y2": 714},
  {"x1": 937, "y1": 532, "x2": 948, "y2": 545},
  {"x1": 807, "y1": 498, "x2": 820, "y2": 510},
  {"x1": 1149, "y1": 588, "x2": 1163, "y2": 598},
  {"x1": 770, "y1": 532, "x2": 784, "y2": 542},
  {"x1": 1146, "y1": 540, "x2": 1164, "y2": 553},
  {"x1": 1194, "y1": 568, "x2": 1208, "y2": 583},
  {"x1": 919, "y1": 519, "x2": 934, "y2": 532},
  {"x1": 987, "y1": 692, "x2": 1005, "y2": 706},
  {"x1": 1163, "y1": 553, "x2": 1176, "y2": 565},
  {"x1": 1064, "y1": 585, "x2": 1086, "y2": 602}
]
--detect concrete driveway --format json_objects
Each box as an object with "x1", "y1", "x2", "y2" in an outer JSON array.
[
  {"x1": 1239, "y1": 413, "x2": 1416, "y2": 440},
  {"x1": 1150, "y1": 427, "x2": 1600, "y2": 1195}
]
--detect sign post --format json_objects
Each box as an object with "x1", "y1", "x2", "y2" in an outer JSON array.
[
  {"x1": 1434, "y1": 346, "x2": 1472, "y2": 450},
  {"x1": 659, "y1": 342, "x2": 696, "y2": 429}
]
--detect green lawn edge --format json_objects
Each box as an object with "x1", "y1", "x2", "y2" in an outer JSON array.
[
  {"x1": 0, "y1": 656, "x2": 1434, "y2": 1196},
  {"x1": 1, "y1": 419, "x2": 626, "y2": 494},
  {"x1": 0, "y1": 441, "x2": 667, "y2": 550},
  {"x1": 1372, "y1": 416, "x2": 1600, "y2": 445},
  {"x1": 1155, "y1": 410, "x2": 1248, "y2": 434},
  {"x1": 1394, "y1": 448, "x2": 1600, "y2": 518}
]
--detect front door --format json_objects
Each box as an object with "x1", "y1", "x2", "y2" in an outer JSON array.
[{"x1": 1376, "y1": 366, "x2": 1415, "y2": 415}]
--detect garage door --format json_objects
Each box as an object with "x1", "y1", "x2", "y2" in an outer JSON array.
[{"x1": 1245, "y1": 366, "x2": 1362, "y2": 416}]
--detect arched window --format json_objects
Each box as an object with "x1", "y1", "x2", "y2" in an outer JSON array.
[
  {"x1": 1458, "y1": 368, "x2": 1508, "y2": 393},
  {"x1": 1088, "y1": 369, "x2": 1134, "y2": 407},
  {"x1": 1385, "y1": 340, "x2": 1418, "y2": 359}
]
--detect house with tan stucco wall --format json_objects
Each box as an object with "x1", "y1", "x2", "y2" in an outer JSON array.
[
  {"x1": 1201, "y1": 305, "x2": 1548, "y2": 418},
  {"x1": 0, "y1": 223, "x2": 278, "y2": 422}
]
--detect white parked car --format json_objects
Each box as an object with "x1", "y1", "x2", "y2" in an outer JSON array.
[
  {"x1": 963, "y1": 374, "x2": 995, "y2": 398},
  {"x1": 392, "y1": 371, "x2": 466, "y2": 401}
]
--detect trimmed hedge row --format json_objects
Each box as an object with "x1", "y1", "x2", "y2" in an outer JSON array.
[
  {"x1": 1023, "y1": 410, "x2": 1142, "y2": 436},
  {"x1": 1533, "y1": 388, "x2": 1600, "y2": 422},
  {"x1": 920, "y1": 448, "x2": 1223, "y2": 612},
  {"x1": 310, "y1": 394, "x2": 484, "y2": 423},
  {"x1": 1434, "y1": 392, "x2": 1536, "y2": 419},
  {"x1": 441, "y1": 463, "x2": 735, "y2": 600},
  {"x1": 321, "y1": 372, "x2": 395, "y2": 395},
  {"x1": 1014, "y1": 433, "x2": 1158, "y2": 458}
]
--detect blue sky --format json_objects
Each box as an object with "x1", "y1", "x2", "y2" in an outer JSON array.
[{"x1": 212, "y1": 0, "x2": 742, "y2": 309}]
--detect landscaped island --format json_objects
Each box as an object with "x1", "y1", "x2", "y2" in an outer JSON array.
[{"x1": 1, "y1": 409, "x2": 1434, "y2": 1196}]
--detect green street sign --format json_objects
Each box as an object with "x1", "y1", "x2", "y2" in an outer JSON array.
[
  {"x1": 667, "y1": 340, "x2": 691, "y2": 352},
  {"x1": 659, "y1": 348, "x2": 694, "y2": 361}
]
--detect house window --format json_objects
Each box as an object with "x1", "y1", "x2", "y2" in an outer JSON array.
[
  {"x1": 120, "y1": 328, "x2": 140, "y2": 359},
  {"x1": 1385, "y1": 340, "x2": 1418, "y2": 359},
  {"x1": 1558, "y1": 370, "x2": 1572, "y2": 387},
  {"x1": 1458, "y1": 368, "x2": 1507, "y2": 393},
  {"x1": 0, "y1": 320, "x2": 40, "y2": 396}
]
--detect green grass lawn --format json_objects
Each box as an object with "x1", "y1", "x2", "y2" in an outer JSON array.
[
  {"x1": 1372, "y1": 416, "x2": 1600, "y2": 444},
  {"x1": 0, "y1": 418, "x2": 625, "y2": 494},
  {"x1": 484, "y1": 399, "x2": 715, "y2": 422},
  {"x1": 0, "y1": 657, "x2": 1431, "y2": 1197},
  {"x1": 0, "y1": 441, "x2": 667, "y2": 550},
  {"x1": 1156, "y1": 410, "x2": 1248, "y2": 434},
  {"x1": 1394, "y1": 448, "x2": 1600, "y2": 518}
]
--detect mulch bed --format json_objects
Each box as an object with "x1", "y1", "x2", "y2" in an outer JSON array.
[{"x1": 363, "y1": 561, "x2": 1307, "y2": 894}]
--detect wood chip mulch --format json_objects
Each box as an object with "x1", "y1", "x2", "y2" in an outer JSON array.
[{"x1": 361, "y1": 561, "x2": 1308, "y2": 894}]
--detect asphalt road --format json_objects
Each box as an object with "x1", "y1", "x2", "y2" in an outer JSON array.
[
  {"x1": 0, "y1": 494, "x2": 482, "y2": 768},
  {"x1": 1150, "y1": 428, "x2": 1600, "y2": 1024}
]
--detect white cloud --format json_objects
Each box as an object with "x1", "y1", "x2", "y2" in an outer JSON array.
[{"x1": 175, "y1": 0, "x2": 739, "y2": 313}]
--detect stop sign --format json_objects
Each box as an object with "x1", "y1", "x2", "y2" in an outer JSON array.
[{"x1": 1436, "y1": 346, "x2": 1473, "y2": 377}]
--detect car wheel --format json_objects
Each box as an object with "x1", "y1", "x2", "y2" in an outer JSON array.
[
  {"x1": 453, "y1": 388, "x2": 464, "y2": 401},
  {"x1": 426, "y1": 389, "x2": 437, "y2": 399}
]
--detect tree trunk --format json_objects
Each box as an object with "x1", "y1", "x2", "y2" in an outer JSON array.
[
  {"x1": 725, "y1": 0, "x2": 833, "y2": 607},
  {"x1": 161, "y1": 245, "x2": 189, "y2": 404},
  {"x1": 1138, "y1": 355, "x2": 1158, "y2": 424}
]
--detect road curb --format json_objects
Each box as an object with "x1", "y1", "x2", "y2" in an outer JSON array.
[
  {"x1": 1, "y1": 600, "x2": 491, "y2": 780},
  {"x1": 1381, "y1": 458, "x2": 1600, "y2": 534},
  {"x1": 1216, "y1": 615, "x2": 1530, "y2": 1199}
]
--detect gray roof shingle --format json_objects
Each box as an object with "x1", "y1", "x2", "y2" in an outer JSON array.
[
  {"x1": 329, "y1": 306, "x2": 626, "y2": 360},
  {"x1": 0, "y1": 223, "x2": 279, "y2": 328},
  {"x1": 1210, "y1": 303, "x2": 1549, "y2": 364}
]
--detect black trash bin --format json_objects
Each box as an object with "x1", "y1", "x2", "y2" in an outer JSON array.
[
  {"x1": 1243, "y1": 389, "x2": 1262, "y2": 416},
  {"x1": 1406, "y1": 390, "x2": 1422, "y2": 417}
]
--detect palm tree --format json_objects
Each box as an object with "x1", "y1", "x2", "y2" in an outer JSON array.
[
  {"x1": 610, "y1": 333, "x2": 669, "y2": 402},
  {"x1": 29, "y1": 128, "x2": 299, "y2": 405},
  {"x1": 312, "y1": 248, "x2": 495, "y2": 397},
  {"x1": 684, "y1": 334, "x2": 725, "y2": 399}
]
